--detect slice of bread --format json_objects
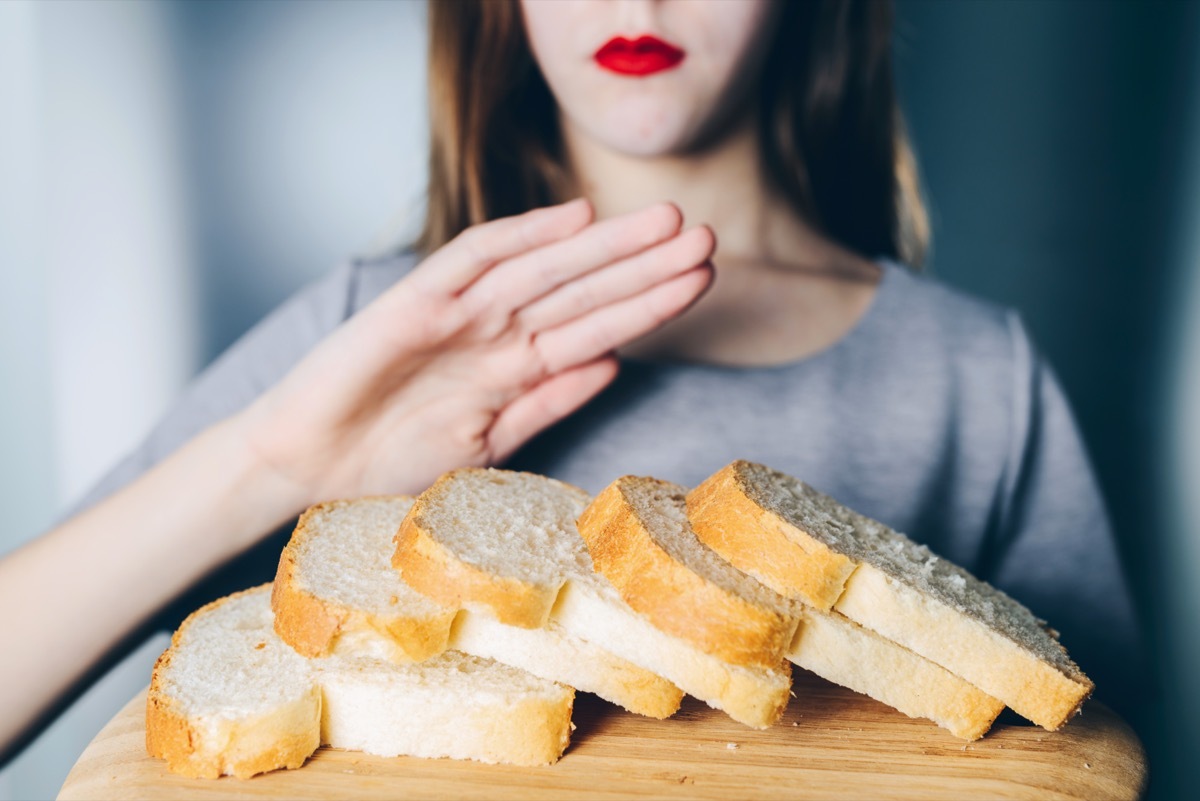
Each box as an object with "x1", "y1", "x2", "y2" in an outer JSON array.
[
  {"x1": 688, "y1": 460, "x2": 1093, "y2": 730},
  {"x1": 315, "y1": 649, "x2": 574, "y2": 765},
  {"x1": 147, "y1": 586, "x2": 319, "y2": 779},
  {"x1": 577, "y1": 475, "x2": 801, "y2": 670},
  {"x1": 272, "y1": 497, "x2": 457, "y2": 662},
  {"x1": 448, "y1": 609, "x2": 681, "y2": 719},
  {"x1": 279, "y1": 493, "x2": 680, "y2": 718},
  {"x1": 394, "y1": 470, "x2": 592, "y2": 628},
  {"x1": 551, "y1": 580, "x2": 794, "y2": 729},
  {"x1": 394, "y1": 469, "x2": 792, "y2": 728},
  {"x1": 788, "y1": 610, "x2": 1004, "y2": 740},
  {"x1": 147, "y1": 585, "x2": 574, "y2": 777}
]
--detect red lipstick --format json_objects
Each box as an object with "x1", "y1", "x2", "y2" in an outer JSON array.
[{"x1": 594, "y1": 35, "x2": 685, "y2": 77}]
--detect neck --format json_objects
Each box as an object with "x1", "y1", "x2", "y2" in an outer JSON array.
[{"x1": 559, "y1": 113, "x2": 840, "y2": 268}]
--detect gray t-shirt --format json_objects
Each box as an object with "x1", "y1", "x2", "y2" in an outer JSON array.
[{"x1": 71, "y1": 252, "x2": 1139, "y2": 707}]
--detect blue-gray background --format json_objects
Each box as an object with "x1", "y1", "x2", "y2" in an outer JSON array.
[{"x1": 1, "y1": 1, "x2": 1196, "y2": 798}]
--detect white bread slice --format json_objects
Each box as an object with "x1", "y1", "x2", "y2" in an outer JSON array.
[
  {"x1": 147, "y1": 585, "x2": 574, "y2": 777},
  {"x1": 394, "y1": 470, "x2": 593, "y2": 628},
  {"x1": 788, "y1": 610, "x2": 1004, "y2": 740},
  {"x1": 688, "y1": 460, "x2": 1093, "y2": 730},
  {"x1": 277, "y1": 495, "x2": 680, "y2": 719},
  {"x1": 147, "y1": 586, "x2": 319, "y2": 779},
  {"x1": 551, "y1": 580, "x2": 794, "y2": 729},
  {"x1": 315, "y1": 649, "x2": 574, "y2": 765},
  {"x1": 273, "y1": 497, "x2": 456, "y2": 662},
  {"x1": 394, "y1": 469, "x2": 791, "y2": 728},
  {"x1": 447, "y1": 610, "x2": 681, "y2": 719},
  {"x1": 577, "y1": 475, "x2": 801, "y2": 669}
]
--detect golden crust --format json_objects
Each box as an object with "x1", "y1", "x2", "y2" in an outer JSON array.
[
  {"x1": 472, "y1": 691, "x2": 575, "y2": 766},
  {"x1": 698, "y1": 658, "x2": 792, "y2": 729},
  {"x1": 687, "y1": 462, "x2": 856, "y2": 611},
  {"x1": 588, "y1": 658, "x2": 683, "y2": 719},
  {"x1": 145, "y1": 689, "x2": 319, "y2": 779},
  {"x1": 393, "y1": 475, "x2": 558, "y2": 629},
  {"x1": 577, "y1": 477, "x2": 798, "y2": 669},
  {"x1": 272, "y1": 546, "x2": 346, "y2": 658},
  {"x1": 273, "y1": 500, "x2": 456, "y2": 660}
]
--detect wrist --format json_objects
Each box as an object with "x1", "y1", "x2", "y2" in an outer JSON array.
[{"x1": 205, "y1": 413, "x2": 314, "y2": 549}]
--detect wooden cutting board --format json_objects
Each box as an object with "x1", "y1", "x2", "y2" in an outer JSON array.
[{"x1": 57, "y1": 671, "x2": 1146, "y2": 801}]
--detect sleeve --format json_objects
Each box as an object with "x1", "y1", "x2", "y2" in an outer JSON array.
[
  {"x1": 60, "y1": 262, "x2": 358, "y2": 523},
  {"x1": 988, "y1": 312, "x2": 1145, "y2": 715}
]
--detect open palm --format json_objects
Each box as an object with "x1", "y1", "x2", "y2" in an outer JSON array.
[{"x1": 236, "y1": 199, "x2": 715, "y2": 506}]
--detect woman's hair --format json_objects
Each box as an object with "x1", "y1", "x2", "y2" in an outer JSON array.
[{"x1": 417, "y1": 0, "x2": 929, "y2": 267}]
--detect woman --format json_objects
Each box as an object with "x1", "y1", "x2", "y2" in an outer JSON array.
[{"x1": 0, "y1": 0, "x2": 1138, "y2": 761}]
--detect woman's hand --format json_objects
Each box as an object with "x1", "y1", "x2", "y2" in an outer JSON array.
[
  {"x1": 234, "y1": 198, "x2": 715, "y2": 509},
  {"x1": 0, "y1": 199, "x2": 711, "y2": 756}
]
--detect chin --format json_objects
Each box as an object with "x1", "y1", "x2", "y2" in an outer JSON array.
[{"x1": 579, "y1": 98, "x2": 704, "y2": 158}]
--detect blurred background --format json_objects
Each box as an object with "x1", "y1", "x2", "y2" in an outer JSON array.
[{"x1": 0, "y1": 0, "x2": 1196, "y2": 798}]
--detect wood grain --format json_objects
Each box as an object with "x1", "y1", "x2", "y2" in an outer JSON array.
[{"x1": 58, "y1": 671, "x2": 1146, "y2": 801}]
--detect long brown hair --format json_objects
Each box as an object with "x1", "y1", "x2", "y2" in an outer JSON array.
[{"x1": 417, "y1": 0, "x2": 929, "y2": 267}]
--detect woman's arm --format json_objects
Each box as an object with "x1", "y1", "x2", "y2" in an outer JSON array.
[
  {"x1": 0, "y1": 417, "x2": 303, "y2": 757},
  {"x1": 0, "y1": 198, "x2": 716, "y2": 757}
]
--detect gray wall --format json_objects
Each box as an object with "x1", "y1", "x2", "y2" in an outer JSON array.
[
  {"x1": 0, "y1": 1, "x2": 1196, "y2": 798},
  {"x1": 894, "y1": 2, "x2": 1200, "y2": 797}
]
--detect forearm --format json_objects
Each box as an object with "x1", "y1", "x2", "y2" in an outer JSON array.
[{"x1": 0, "y1": 415, "x2": 305, "y2": 755}]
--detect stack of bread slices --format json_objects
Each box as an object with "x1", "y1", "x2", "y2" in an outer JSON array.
[{"x1": 146, "y1": 461, "x2": 1092, "y2": 779}]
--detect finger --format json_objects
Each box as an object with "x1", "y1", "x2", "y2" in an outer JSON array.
[
  {"x1": 487, "y1": 356, "x2": 620, "y2": 463},
  {"x1": 517, "y1": 224, "x2": 715, "y2": 333},
  {"x1": 459, "y1": 202, "x2": 683, "y2": 316},
  {"x1": 408, "y1": 198, "x2": 593, "y2": 295},
  {"x1": 533, "y1": 265, "x2": 714, "y2": 374}
]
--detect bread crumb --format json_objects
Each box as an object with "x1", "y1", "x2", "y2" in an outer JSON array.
[
  {"x1": 726, "y1": 742, "x2": 739, "y2": 750},
  {"x1": 389, "y1": 595, "x2": 399, "y2": 605},
  {"x1": 254, "y1": 642, "x2": 266, "y2": 650},
  {"x1": 570, "y1": 722, "x2": 577, "y2": 732},
  {"x1": 1085, "y1": 762, "x2": 1092, "y2": 769},
  {"x1": 792, "y1": 722, "x2": 798, "y2": 726}
]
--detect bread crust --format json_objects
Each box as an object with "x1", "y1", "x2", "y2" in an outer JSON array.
[
  {"x1": 393, "y1": 475, "x2": 559, "y2": 628},
  {"x1": 687, "y1": 461, "x2": 857, "y2": 611},
  {"x1": 273, "y1": 500, "x2": 456, "y2": 660},
  {"x1": 272, "y1": 547, "x2": 347, "y2": 657},
  {"x1": 578, "y1": 654, "x2": 683, "y2": 719},
  {"x1": 145, "y1": 587, "x2": 321, "y2": 779},
  {"x1": 500, "y1": 694, "x2": 575, "y2": 766},
  {"x1": 578, "y1": 477, "x2": 798, "y2": 669}
]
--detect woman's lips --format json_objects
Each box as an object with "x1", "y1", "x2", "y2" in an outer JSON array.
[{"x1": 594, "y1": 35, "x2": 686, "y2": 77}]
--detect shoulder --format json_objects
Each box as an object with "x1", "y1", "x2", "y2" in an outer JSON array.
[
  {"x1": 860, "y1": 262, "x2": 1041, "y2": 461},
  {"x1": 345, "y1": 249, "x2": 423, "y2": 314},
  {"x1": 876, "y1": 261, "x2": 1034, "y2": 372}
]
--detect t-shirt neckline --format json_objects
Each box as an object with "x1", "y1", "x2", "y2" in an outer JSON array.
[{"x1": 620, "y1": 258, "x2": 902, "y2": 374}]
